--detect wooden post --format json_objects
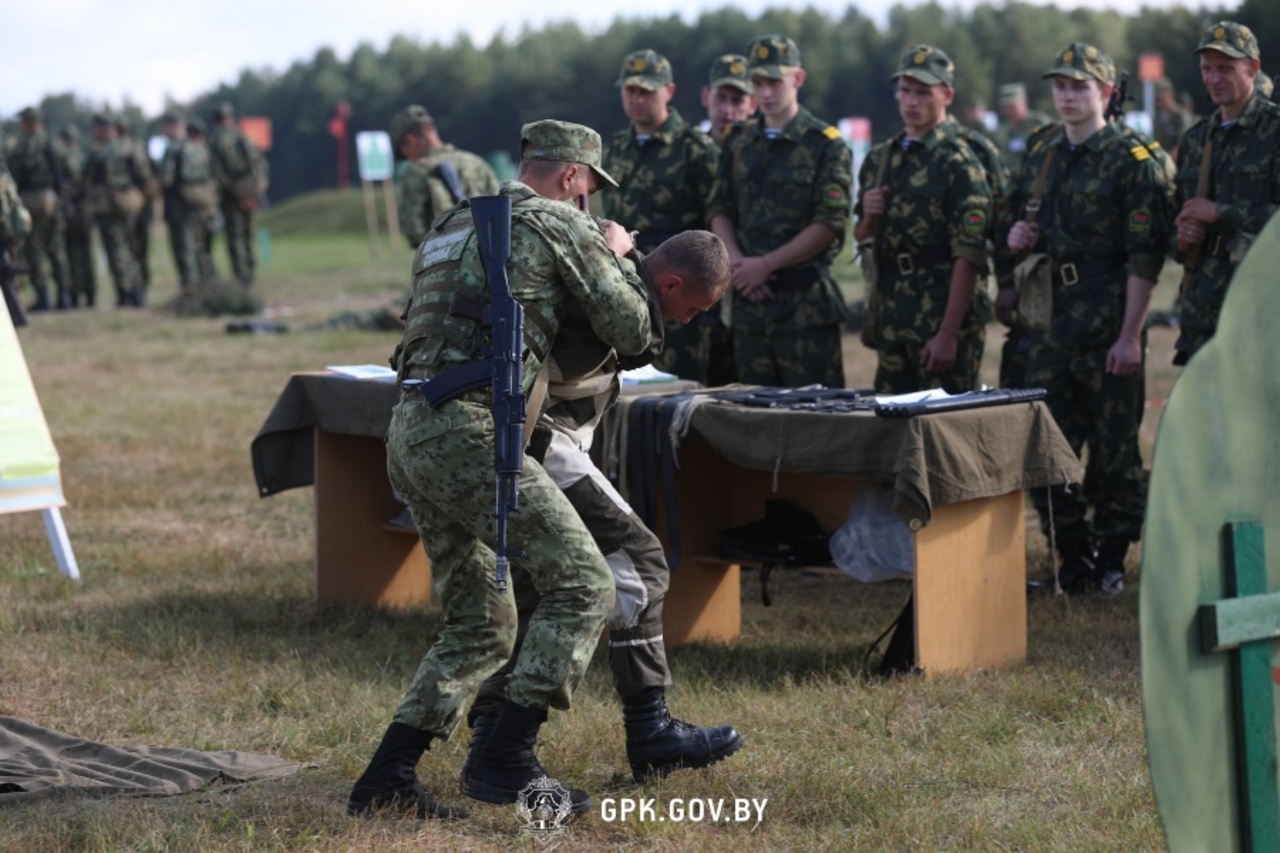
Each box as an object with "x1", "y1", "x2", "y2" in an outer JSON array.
[
  {"x1": 381, "y1": 180, "x2": 401, "y2": 249},
  {"x1": 360, "y1": 179, "x2": 380, "y2": 259}
]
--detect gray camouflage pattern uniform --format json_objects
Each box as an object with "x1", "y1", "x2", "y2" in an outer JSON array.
[
  {"x1": 398, "y1": 145, "x2": 500, "y2": 248},
  {"x1": 857, "y1": 118, "x2": 993, "y2": 393},
  {"x1": 709, "y1": 106, "x2": 853, "y2": 387},
  {"x1": 387, "y1": 180, "x2": 652, "y2": 738}
]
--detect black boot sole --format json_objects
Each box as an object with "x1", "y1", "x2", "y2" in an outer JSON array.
[
  {"x1": 460, "y1": 775, "x2": 593, "y2": 814},
  {"x1": 629, "y1": 732, "x2": 746, "y2": 782}
]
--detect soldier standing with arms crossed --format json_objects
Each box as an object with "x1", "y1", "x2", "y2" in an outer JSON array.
[
  {"x1": 389, "y1": 104, "x2": 499, "y2": 249},
  {"x1": 709, "y1": 34, "x2": 853, "y2": 388},
  {"x1": 998, "y1": 44, "x2": 1170, "y2": 595},
  {"x1": 1172, "y1": 21, "x2": 1280, "y2": 364},
  {"x1": 855, "y1": 46, "x2": 994, "y2": 394},
  {"x1": 602, "y1": 49, "x2": 724, "y2": 385},
  {"x1": 348, "y1": 121, "x2": 652, "y2": 820}
]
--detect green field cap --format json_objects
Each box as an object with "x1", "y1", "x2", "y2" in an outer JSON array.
[
  {"x1": 521, "y1": 119, "x2": 618, "y2": 189},
  {"x1": 746, "y1": 34, "x2": 801, "y2": 80},
  {"x1": 616, "y1": 49, "x2": 673, "y2": 91}
]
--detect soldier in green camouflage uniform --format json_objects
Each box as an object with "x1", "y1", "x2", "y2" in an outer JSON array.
[
  {"x1": 390, "y1": 105, "x2": 499, "y2": 249},
  {"x1": 701, "y1": 54, "x2": 757, "y2": 143},
  {"x1": 349, "y1": 121, "x2": 651, "y2": 821},
  {"x1": 602, "y1": 49, "x2": 726, "y2": 385},
  {"x1": 855, "y1": 47, "x2": 994, "y2": 394},
  {"x1": 161, "y1": 116, "x2": 219, "y2": 290},
  {"x1": 1, "y1": 163, "x2": 32, "y2": 327},
  {"x1": 6, "y1": 108, "x2": 73, "y2": 310},
  {"x1": 1153, "y1": 78, "x2": 1196, "y2": 158},
  {"x1": 997, "y1": 44, "x2": 1171, "y2": 595},
  {"x1": 82, "y1": 114, "x2": 149, "y2": 308},
  {"x1": 709, "y1": 34, "x2": 853, "y2": 388},
  {"x1": 57, "y1": 126, "x2": 96, "y2": 308},
  {"x1": 209, "y1": 103, "x2": 267, "y2": 287},
  {"x1": 1172, "y1": 22, "x2": 1280, "y2": 362},
  {"x1": 994, "y1": 83, "x2": 1052, "y2": 173},
  {"x1": 117, "y1": 120, "x2": 156, "y2": 299}
]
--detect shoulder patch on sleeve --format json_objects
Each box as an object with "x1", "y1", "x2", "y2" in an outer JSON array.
[
  {"x1": 1128, "y1": 208, "x2": 1152, "y2": 233},
  {"x1": 822, "y1": 182, "x2": 849, "y2": 208},
  {"x1": 963, "y1": 209, "x2": 987, "y2": 236},
  {"x1": 822, "y1": 126, "x2": 842, "y2": 140},
  {"x1": 1130, "y1": 145, "x2": 1150, "y2": 162}
]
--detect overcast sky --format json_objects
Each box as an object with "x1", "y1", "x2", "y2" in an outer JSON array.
[{"x1": 4, "y1": 0, "x2": 1205, "y2": 118}]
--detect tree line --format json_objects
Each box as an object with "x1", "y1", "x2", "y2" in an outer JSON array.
[{"x1": 21, "y1": 1, "x2": 1266, "y2": 204}]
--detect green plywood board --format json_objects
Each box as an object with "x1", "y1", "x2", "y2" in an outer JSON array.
[{"x1": 1142, "y1": 211, "x2": 1280, "y2": 853}]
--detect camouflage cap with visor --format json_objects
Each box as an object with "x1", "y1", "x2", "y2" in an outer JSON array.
[
  {"x1": 745, "y1": 34, "x2": 801, "y2": 80},
  {"x1": 1195, "y1": 21, "x2": 1260, "y2": 60},
  {"x1": 997, "y1": 82, "x2": 1026, "y2": 104},
  {"x1": 521, "y1": 120, "x2": 618, "y2": 189},
  {"x1": 891, "y1": 45, "x2": 955, "y2": 87},
  {"x1": 616, "y1": 49, "x2": 673, "y2": 91},
  {"x1": 708, "y1": 54, "x2": 752, "y2": 94},
  {"x1": 1043, "y1": 43, "x2": 1110, "y2": 84}
]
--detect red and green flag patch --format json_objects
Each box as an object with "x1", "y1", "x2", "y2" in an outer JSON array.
[
  {"x1": 1128, "y1": 208, "x2": 1152, "y2": 233},
  {"x1": 963, "y1": 209, "x2": 987, "y2": 235}
]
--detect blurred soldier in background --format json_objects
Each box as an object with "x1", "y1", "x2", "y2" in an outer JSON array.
[
  {"x1": 1153, "y1": 77, "x2": 1196, "y2": 159},
  {"x1": 994, "y1": 82, "x2": 1051, "y2": 173},
  {"x1": 83, "y1": 113, "x2": 149, "y2": 308},
  {"x1": 709, "y1": 34, "x2": 853, "y2": 388},
  {"x1": 701, "y1": 53, "x2": 757, "y2": 142},
  {"x1": 58, "y1": 125, "x2": 96, "y2": 308},
  {"x1": 603, "y1": 49, "x2": 725, "y2": 385},
  {"x1": 1, "y1": 162, "x2": 32, "y2": 326},
  {"x1": 161, "y1": 114, "x2": 219, "y2": 291},
  {"x1": 209, "y1": 102, "x2": 268, "y2": 287},
  {"x1": 389, "y1": 104, "x2": 498, "y2": 249},
  {"x1": 6, "y1": 107, "x2": 73, "y2": 310},
  {"x1": 117, "y1": 119, "x2": 157, "y2": 299}
]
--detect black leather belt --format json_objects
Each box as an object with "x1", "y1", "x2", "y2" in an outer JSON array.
[
  {"x1": 768, "y1": 265, "x2": 828, "y2": 290},
  {"x1": 1054, "y1": 256, "x2": 1125, "y2": 287},
  {"x1": 886, "y1": 246, "x2": 952, "y2": 276}
]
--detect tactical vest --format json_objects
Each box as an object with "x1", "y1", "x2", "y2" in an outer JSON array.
[{"x1": 393, "y1": 185, "x2": 569, "y2": 397}]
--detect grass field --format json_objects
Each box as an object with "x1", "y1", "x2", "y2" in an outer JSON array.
[{"x1": 1, "y1": 195, "x2": 1179, "y2": 851}]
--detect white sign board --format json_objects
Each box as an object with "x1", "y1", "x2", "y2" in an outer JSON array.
[{"x1": 356, "y1": 131, "x2": 394, "y2": 182}]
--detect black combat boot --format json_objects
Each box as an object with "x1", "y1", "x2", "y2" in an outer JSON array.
[
  {"x1": 460, "y1": 714, "x2": 497, "y2": 782},
  {"x1": 347, "y1": 721, "x2": 469, "y2": 820},
  {"x1": 1094, "y1": 540, "x2": 1129, "y2": 597},
  {"x1": 1055, "y1": 541, "x2": 1098, "y2": 594},
  {"x1": 623, "y1": 687, "x2": 744, "y2": 781},
  {"x1": 460, "y1": 700, "x2": 592, "y2": 813},
  {"x1": 27, "y1": 286, "x2": 50, "y2": 312}
]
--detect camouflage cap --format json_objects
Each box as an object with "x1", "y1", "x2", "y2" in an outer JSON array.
[
  {"x1": 18, "y1": 107, "x2": 40, "y2": 123},
  {"x1": 1196, "y1": 21, "x2": 1260, "y2": 60},
  {"x1": 891, "y1": 44, "x2": 955, "y2": 87},
  {"x1": 520, "y1": 119, "x2": 618, "y2": 189},
  {"x1": 615, "y1": 49, "x2": 673, "y2": 91},
  {"x1": 58, "y1": 125, "x2": 80, "y2": 141},
  {"x1": 90, "y1": 111, "x2": 116, "y2": 127},
  {"x1": 159, "y1": 111, "x2": 182, "y2": 125},
  {"x1": 708, "y1": 54, "x2": 752, "y2": 93},
  {"x1": 211, "y1": 102, "x2": 235, "y2": 121},
  {"x1": 997, "y1": 82, "x2": 1026, "y2": 104},
  {"x1": 1042, "y1": 43, "x2": 1109, "y2": 84},
  {"x1": 745, "y1": 34, "x2": 801, "y2": 80},
  {"x1": 187, "y1": 118, "x2": 207, "y2": 136},
  {"x1": 389, "y1": 105, "x2": 432, "y2": 145}
]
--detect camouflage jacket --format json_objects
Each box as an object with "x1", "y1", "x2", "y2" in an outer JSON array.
[
  {"x1": 0, "y1": 166, "x2": 32, "y2": 249},
  {"x1": 82, "y1": 137, "x2": 151, "y2": 193},
  {"x1": 856, "y1": 120, "x2": 994, "y2": 339},
  {"x1": 398, "y1": 144, "x2": 500, "y2": 249},
  {"x1": 5, "y1": 130, "x2": 71, "y2": 195},
  {"x1": 161, "y1": 138, "x2": 215, "y2": 189},
  {"x1": 394, "y1": 181, "x2": 652, "y2": 397},
  {"x1": 601, "y1": 108, "x2": 719, "y2": 241},
  {"x1": 997, "y1": 122, "x2": 1171, "y2": 344},
  {"x1": 1173, "y1": 94, "x2": 1280, "y2": 338},
  {"x1": 209, "y1": 126, "x2": 267, "y2": 188},
  {"x1": 1153, "y1": 103, "x2": 1196, "y2": 153},
  {"x1": 708, "y1": 105, "x2": 853, "y2": 266}
]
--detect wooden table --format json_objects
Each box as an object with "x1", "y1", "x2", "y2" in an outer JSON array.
[{"x1": 252, "y1": 374, "x2": 1081, "y2": 673}]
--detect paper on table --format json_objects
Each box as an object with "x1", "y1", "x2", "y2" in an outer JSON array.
[
  {"x1": 621, "y1": 364, "x2": 679, "y2": 385},
  {"x1": 325, "y1": 364, "x2": 397, "y2": 381},
  {"x1": 873, "y1": 388, "x2": 954, "y2": 405}
]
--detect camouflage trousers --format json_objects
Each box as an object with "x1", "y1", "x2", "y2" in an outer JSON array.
[
  {"x1": 733, "y1": 322, "x2": 844, "y2": 388},
  {"x1": 23, "y1": 212, "x2": 71, "y2": 305},
  {"x1": 95, "y1": 214, "x2": 143, "y2": 307},
  {"x1": 167, "y1": 208, "x2": 217, "y2": 288},
  {"x1": 1026, "y1": 334, "x2": 1146, "y2": 550},
  {"x1": 132, "y1": 204, "x2": 154, "y2": 291},
  {"x1": 64, "y1": 220, "x2": 96, "y2": 307},
  {"x1": 219, "y1": 197, "x2": 256, "y2": 285},
  {"x1": 873, "y1": 325, "x2": 986, "y2": 395},
  {"x1": 655, "y1": 313, "x2": 737, "y2": 387},
  {"x1": 386, "y1": 398, "x2": 615, "y2": 740},
  {"x1": 469, "y1": 427, "x2": 673, "y2": 724},
  {"x1": 998, "y1": 325, "x2": 1032, "y2": 389}
]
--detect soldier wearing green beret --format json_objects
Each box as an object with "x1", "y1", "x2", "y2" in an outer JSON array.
[
  {"x1": 855, "y1": 45, "x2": 995, "y2": 394},
  {"x1": 601, "y1": 49, "x2": 726, "y2": 385},
  {"x1": 5, "y1": 107, "x2": 74, "y2": 311},
  {"x1": 997, "y1": 43, "x2": 1171, "y2": 596},
  {"x1": 1173, "y1": 21, "x2": 1280, "y2": 363},
  {"x1": 709, "y1": 34, "x2": 853, "y2": 388},
  {"x1": 390, "y1": 104, "x2": 499, "y2": 249},
  {"x1": 349, "y1": 120, "x2": 653, "y2": 821}
]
